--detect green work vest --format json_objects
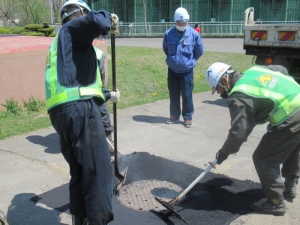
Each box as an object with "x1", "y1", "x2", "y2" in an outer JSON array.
[
  {"x1": 45, "y1": 33, "x2": 104, "y2": 111},
  {"x1": 230, "y1": 65, "x2": 300, "y2": 126}
]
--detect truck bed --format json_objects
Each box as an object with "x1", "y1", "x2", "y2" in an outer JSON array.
[
  {"x1": 243, "y1": 7, "x2": 300, "y2": 49},
  {"x1": 244, "y1": 24, "x2": 300, "y2": 48},
  {"x1": 243, "y1": 7, "x2": 300, "y2": 79}
]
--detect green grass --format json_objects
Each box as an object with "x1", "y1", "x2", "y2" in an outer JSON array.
[
  {"x1": 0, "y1": 46, "x2": 253, "y2": 140},
  {"x1": 106, "y1": 46, "x2": 253, "y2": 109}
]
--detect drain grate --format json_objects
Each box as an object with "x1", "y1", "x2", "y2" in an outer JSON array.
[{"x1": 117, "y1": 179, "x2": 183, "y2": 211}]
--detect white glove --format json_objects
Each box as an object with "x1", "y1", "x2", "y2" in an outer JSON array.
[
  {"x1": 111, "y1": 13, "x2": 119, "y2": 35},
  {"x1": 110, "y1": 89, "x2": 120, "y2": 103}
]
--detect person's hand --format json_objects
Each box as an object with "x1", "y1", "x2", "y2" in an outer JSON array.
[
  {"x1": 111, "y1": 13, "x2": 119, "y2": 35},
  {"x1": 215, "y1": 150, "x2": 228, "y2": 165},
  {"x1": 109, "y1": 89, "x2": 120, "y2": 102}
]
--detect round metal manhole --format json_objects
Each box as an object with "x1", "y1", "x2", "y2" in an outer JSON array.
[{"x1": 117, "y1": 179, "x2": 183, "y2": 211}]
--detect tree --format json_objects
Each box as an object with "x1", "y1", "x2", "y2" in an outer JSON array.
[
  {"x1": 142, "y1": 0, "x2": 148, "y2": 36},
  {"x1": 0, "y1": 0, "x2": 23, "y2": 26},
  {"x1": 52, "y1": 0, "x2": 65, "y2": 23},
  {"x1": 0, "y1": 0, "x2": 51, "y2": 26}
]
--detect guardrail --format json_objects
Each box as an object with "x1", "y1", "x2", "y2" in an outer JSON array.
[
  {"x1": 118, "y1": 22, "x2": 245, "y2": 37},
  {"x1": 54, "y1": 21, "x2": 300, "y2": 37}
]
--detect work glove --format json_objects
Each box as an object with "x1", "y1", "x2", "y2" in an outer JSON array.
[
  {"x1": 215, "y1": 150, "x2": 228, "y2": 165},
  {"x1": 109, "y1": 89, "x2": 120, "y2": 103},
  {"x1": 110, "y1": 13, "x2": 119, "y2": 35}
]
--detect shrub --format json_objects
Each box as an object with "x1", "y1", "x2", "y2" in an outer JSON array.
[
  {"x1": 20, "y1": 31, "x2": 31, "y2": 35},
  {"x1": 6, "y1": 26, "x2": 25, "y2": 34},
  {"x1": 23, "y1": 96, "x2": 46, "y2": 112},
  {"x1": 29, "y1": 32, "x2": 45, "y2": 37},
  {"x1": 20, "y1": 31, "x2": 44, "y2": 36},
  {"x1": 1, "y1": 99, "x2": 22, "y2": 114},
  {"x1": 49, "y1": 33, "x2": 56, "y2": 37},
  {"x1": 38, "y1": 27, "x2": 55, "y2": 37},
  {"x1": 0, "y1": 28, "x2": 13, "y2": 34},
  {"x1": 24, "y1": 24, "x2": 43, "y2": 32},
  {"x1": 42, "y1": 22, "x2": 49, "y2": 27}
]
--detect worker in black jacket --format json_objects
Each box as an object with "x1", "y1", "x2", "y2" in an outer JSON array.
[
  {"x1": 205, "y1": 63, "x2": 300, "y2": 216},
  {"x1": 45, "y1": 0, "x2": 119, "y2": 224}
]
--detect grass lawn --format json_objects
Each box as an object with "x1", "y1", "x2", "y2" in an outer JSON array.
[{"x1": 0, "y1": 46, "x2": 253, "y2": 140}]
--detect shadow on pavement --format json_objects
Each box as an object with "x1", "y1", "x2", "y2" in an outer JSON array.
[
  {"x1": 26, "y1": 133, "x2": 60, "y2": 154},
  {"x1": 132, "y1": 115, "x2": 169, "y2": 124},
  {"x1": 7, "y1": 193, "x2": 66, "y2": 225},
  {"x1": 202, "y1": 98, "x2": 228, "y2": 107}
]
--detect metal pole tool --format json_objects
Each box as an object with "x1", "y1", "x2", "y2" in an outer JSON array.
[{"x1": 111, "y1": 33, "x2": 128, "y2": 193}]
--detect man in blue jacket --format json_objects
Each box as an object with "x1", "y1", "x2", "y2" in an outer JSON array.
[
  {"x1": 45, "y1": 0, "x2": 119, "y2": 224},
  {"x1": 163, "y1": 7, "x2": 203, "y2": 128}
]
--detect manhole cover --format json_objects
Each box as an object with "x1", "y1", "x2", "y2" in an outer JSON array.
[{"x1": 117, "y1": 179, "x2": 183, "y2": 211}]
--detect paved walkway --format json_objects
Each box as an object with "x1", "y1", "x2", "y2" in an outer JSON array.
[{"x1": 1, "y1": 92, "x2": 299, "y2": 224}]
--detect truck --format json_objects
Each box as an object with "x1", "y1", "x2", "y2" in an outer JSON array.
[{"x1": 243, "y1": 7, "x2": 300, "y2": 81}]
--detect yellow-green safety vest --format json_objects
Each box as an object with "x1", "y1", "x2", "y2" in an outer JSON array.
[
  {"x1": 45, "y1": 33, "x2": 105, "y2": 111},
  {"x1": 230, "y1": 65, "x2": 300, "y2": 126}
]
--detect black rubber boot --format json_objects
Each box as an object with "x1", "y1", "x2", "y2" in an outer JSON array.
[
  {"x1": 283, "y1": 179, "x2": 298, "y2": 199},
  {"x1": 250, "y1": 198, "x2": 286, "y2": 216}
]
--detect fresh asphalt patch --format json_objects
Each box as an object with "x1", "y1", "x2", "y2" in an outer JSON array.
[{"x1": 31, "y1": 152, "x2": 263, "y2": 225}]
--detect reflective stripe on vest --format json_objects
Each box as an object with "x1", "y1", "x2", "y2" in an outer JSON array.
[
  {"x1": 230, "y1": 65, "x2": 300, "y2": 125},
  {"x1": 45, "y1": 33, "x2": 104, "y2": 111}
]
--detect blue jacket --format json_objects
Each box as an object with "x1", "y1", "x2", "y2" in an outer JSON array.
[{"x1": 163, "y1": 26, "x2": 203, "y2": 73}]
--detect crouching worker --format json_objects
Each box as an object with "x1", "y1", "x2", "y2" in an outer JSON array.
[
  {"x1": 45, "y1": 0, "x2": 120, "y2": 224},
  {"x1": 205, "y1": 63, "x2": 300, "y2": 216}
]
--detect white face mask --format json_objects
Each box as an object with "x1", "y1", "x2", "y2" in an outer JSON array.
[{"x1": 176, "y1": 25, "x2": 187, "y2": 32}]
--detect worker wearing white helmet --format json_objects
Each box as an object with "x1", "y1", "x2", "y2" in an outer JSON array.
[
  {"x1": 205, "y1": 62, "x2": 300, "y2": 216},
  {"x1": 163, "y1": 7, "x2": 203, "y2": 128},
  {"x1": 60, "y1": 0, "x2": 91, "y2": 21},
  {"x1": 45, "y1": 1, "x2": 120, "y2": 224}
]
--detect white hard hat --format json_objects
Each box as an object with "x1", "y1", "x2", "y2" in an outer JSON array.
[
  {"x1": 206, "y1": 62, "x2": 231, "y2": 94},
  {"x1": 60, "y1": 0, "x2": 91, "y2": 21},
  {"x1": 173, "y1": 7, "x2": 189, "y2": 22}
]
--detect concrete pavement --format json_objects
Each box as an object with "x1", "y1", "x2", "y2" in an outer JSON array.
[{"x1": 1, "y1": 92, "x2": 299, "y2": 225}]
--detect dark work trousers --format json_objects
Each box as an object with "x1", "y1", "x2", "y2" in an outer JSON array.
[
  {"x1": 99, "y1": 102, "x2": 114, "y2": 137},
  {"x1": 252, "y1": 123, "x2": 300, "y2": 200},
  {"x1": 49, "y1": 98, "x2": 113, "y2": 225},
  {"x1": 167, "y1": 67, "x2": 194, "y2": 121}
]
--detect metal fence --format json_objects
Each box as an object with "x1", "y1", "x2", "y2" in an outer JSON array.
[
  {"x1": 120, "y1": 21, "x2": 245, "y2": 36},
  {"x1": 54, "y1": 20, "x2": 300, "y2": 37}
]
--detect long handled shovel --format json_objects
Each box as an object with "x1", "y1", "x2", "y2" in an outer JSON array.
[
  {"x1": 111, "y1": 33, "x2": 128, "y2": 193},
  {"x1": 155, "y1": 159, "x2": 217, "y2": 224}
]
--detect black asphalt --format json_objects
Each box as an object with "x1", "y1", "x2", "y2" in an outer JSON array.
[{"x1": 30, "y1": 152, "x2": 263, "y2": 225}]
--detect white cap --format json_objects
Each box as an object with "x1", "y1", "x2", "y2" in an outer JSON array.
[{"x1": 173, "y1": 7, "x2": 189, "y2": 22}]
